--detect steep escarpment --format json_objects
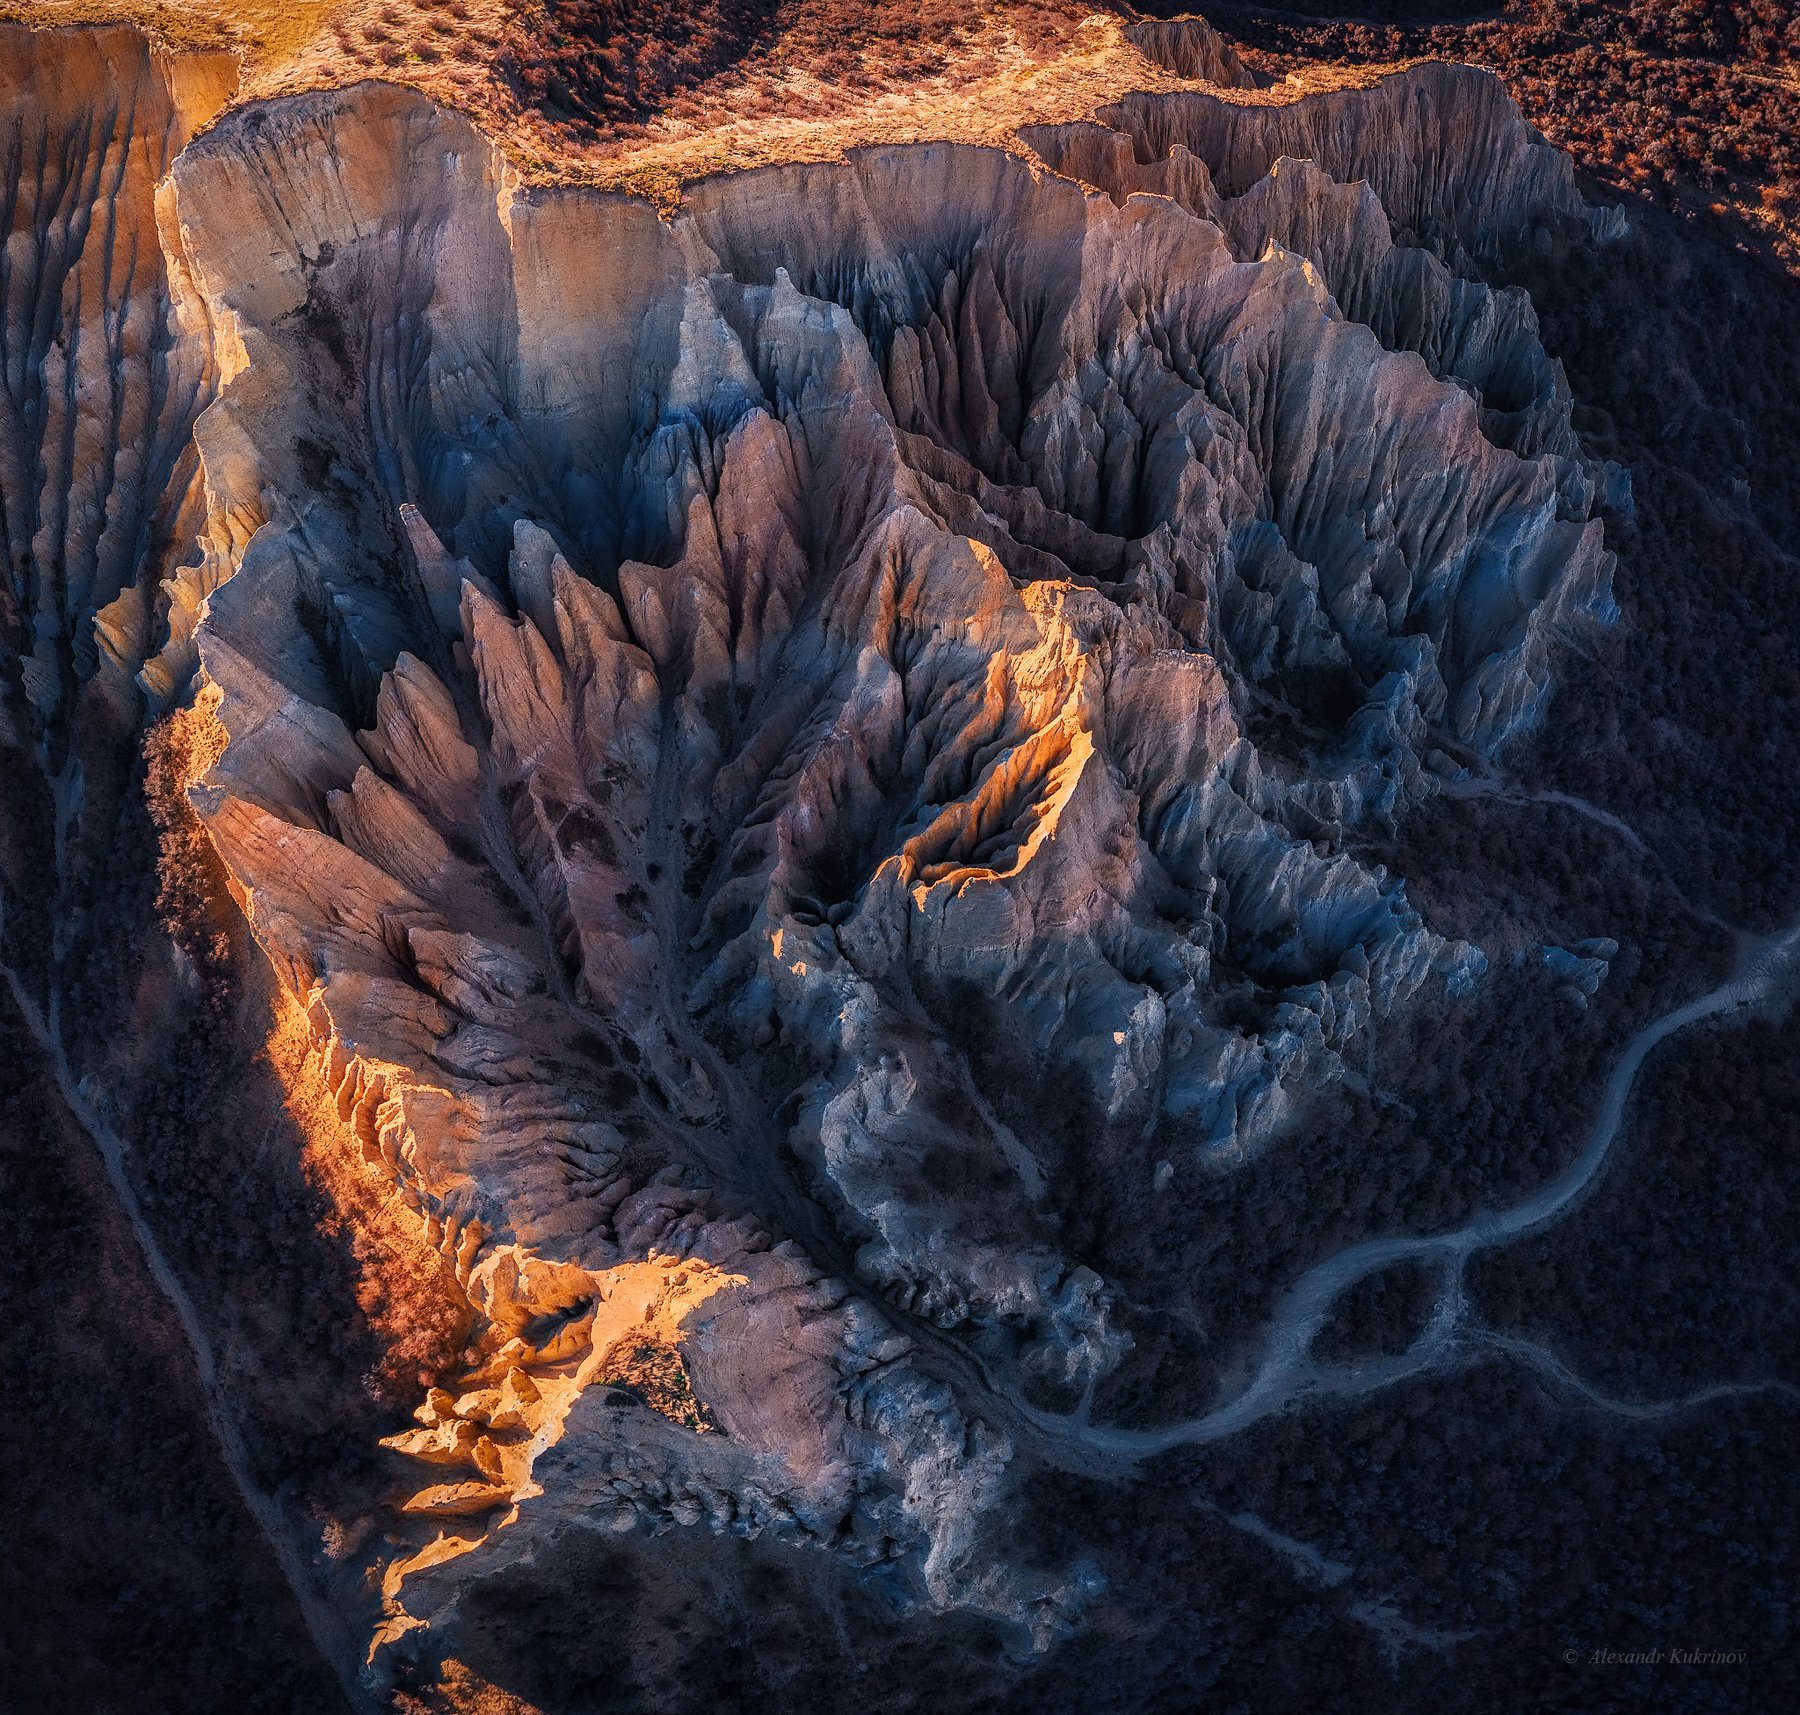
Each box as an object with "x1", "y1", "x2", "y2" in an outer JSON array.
[
  {"x1": 113, "y1": 53, "x2": 1627, "y2": 1678},
  {"x1": 1022, "y1": 71, "x2": 1622, "y2": 466},
  {"x1": 0, "y1": 28, "x2": 234, "y2": 742},
  {"x1": 1202, "y1": 0, "x2": 1800, "y2": 265},
  {"x1": 1122, "y1": 12, "x2": 1263, "y2": 88}
]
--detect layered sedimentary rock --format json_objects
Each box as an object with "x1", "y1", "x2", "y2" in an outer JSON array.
[
  {"x1": 1020, "y1": 118, "x2": 1610, "y2": 466},
  {"x1": 0, "y1": 21, "x2": 1627, "y2": 1683},
  {"x1": 0, "y1": 27, "x2": 235, "y2": 748},
  {"x1": 1122, "y1": 14, "x2": 1265, "y2": 89}
]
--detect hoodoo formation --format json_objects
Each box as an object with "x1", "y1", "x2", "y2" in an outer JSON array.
[{"x1": 1, "y1": 8, "x2": 1796, "y2": 1714}]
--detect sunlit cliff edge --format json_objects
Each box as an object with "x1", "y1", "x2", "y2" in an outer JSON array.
[{"x1": 0, "y1": 3, "x2": 1428, "y2": 198}]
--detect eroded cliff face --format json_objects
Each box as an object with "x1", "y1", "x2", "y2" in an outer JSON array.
[
  {"x1": 0, "y1": 23, "x2": 1633, "y2": 1695},
  {"x1": 0, "y1": 28, "x2": 234, "y2": 753}
]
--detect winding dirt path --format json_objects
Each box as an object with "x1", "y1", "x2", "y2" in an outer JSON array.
[
  {"x1": 1466, "y1": 1328, "x2": 1800, "y2": 1420},
  {"x1": 1439, "y1": 773, "x2": 1737, "y2": 932},
  {"x1": 0, "y1": 954, "x2": 378, "y2": 1715},
  {"x1": 1039, "y1": 907, "x2": 1800, "y2": 1461}
]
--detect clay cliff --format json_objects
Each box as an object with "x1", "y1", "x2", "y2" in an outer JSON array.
[
  {"x1": 0, "y1": 28, "x2": 234, "y2": 732},
  {"x1": 9, "y1": 13, "x2": 1792, "y2": 1715}
]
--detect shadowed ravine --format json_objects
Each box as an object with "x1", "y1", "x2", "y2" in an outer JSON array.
[{"x1": 0, "y1": 939, "x2": 381, "y2": 1714}]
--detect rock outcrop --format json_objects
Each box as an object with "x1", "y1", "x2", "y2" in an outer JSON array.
[
  {"x1": 0, "y1": 22, "x2": 1628, "y2": 1687},
  {"x1": 1122, "y1": 14, "x2": 1266, "y2": 90},
  {"x1": 0, "y1": 26, "x2": 234, "y2": 748}
]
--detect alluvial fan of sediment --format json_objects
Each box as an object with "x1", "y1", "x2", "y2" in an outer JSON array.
[{"x1": 0, "y1": 20, "x2": 1628, "y2": 1678}]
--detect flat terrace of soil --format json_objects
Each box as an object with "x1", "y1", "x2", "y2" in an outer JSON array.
[{"x1": 0, "y1": 3, "x2": 1394, "y2": 199}]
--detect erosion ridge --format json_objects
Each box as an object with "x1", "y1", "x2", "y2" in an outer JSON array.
[
  {"x1": 0, "y1": 25, "x2": 235, "y2": 742},
  {"x1": 0, "y1": 15, "x2": 1648, "y2": 1699}
]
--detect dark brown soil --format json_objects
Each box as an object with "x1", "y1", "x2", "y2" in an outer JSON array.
[
  {"x1": 500, "y1": 0, "x2": 1097, "y2": 132},
  {"x1": 0, "y1": 995, "x2": 346, "y2": 1715},
  {"x1": 1192, "y1": 1, "x2": 1800, "y2": 264}
]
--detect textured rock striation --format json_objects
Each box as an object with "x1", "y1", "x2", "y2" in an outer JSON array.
[
  {"x1": 0, "y1": 24, "x2": 1627, "y2": 1684},
  {"x1": 0, "y1": 19, "x2": 227, "y2": 838},
  {"x1": 1122, "y1": 14, "x2": 1266, "y2": 89},
  {"x1": 0, "y1": 27, "x2": 235, "y2": 748}
]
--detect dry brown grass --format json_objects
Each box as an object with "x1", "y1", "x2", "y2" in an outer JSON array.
[
  {"x1": 142, "y1": 683, "x2": 232, "y2": 988},
  {"x1": 527, "y1": 6, "x2": 1385, "y2": 202},
  {"x1": 0, "y1": 0, "x2": 336, "y2": 59},
  {"x1": 594, "y1": 1337, "x2": 714, "y2": 1432},
  {"x1": 0, "y1": 3, "x2": 1339, "y2": 200},
  {"x1": 497, "y1": 0, "x2": 1096, "y2": 130},
  {"x1": 267, "y1": 988, "x2": 474, "y2": 1405},
  {"x1": 393, "y1": 1657, "x2": 547, "y2": 1715},
  {"x1": 1210, "y1": 1, "x2": 1800, "y2": 267}
]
